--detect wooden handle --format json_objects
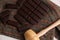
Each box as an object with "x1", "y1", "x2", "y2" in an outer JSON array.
[{"x1": 37, "y1": 19, "x2": 60, "y2": 37}]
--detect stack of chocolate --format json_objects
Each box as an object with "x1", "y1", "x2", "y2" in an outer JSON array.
[{"x1": 0, "y1": 0, "x2": 60, "y2": 40}]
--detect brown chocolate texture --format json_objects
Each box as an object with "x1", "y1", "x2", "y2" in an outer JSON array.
[{"x1": 0, "y1": 0, "x2": 60, "y2": 40}]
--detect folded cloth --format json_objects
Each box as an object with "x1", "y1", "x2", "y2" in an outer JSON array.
[{"x1": 0, "y1": 0, "x2": 60, "y2": 40}]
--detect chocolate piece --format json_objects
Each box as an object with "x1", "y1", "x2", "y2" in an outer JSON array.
[
  {"x1": 7, "y1": 20, "x2": 20, "y2": 27},
  {"x1": 14, "y1": 15, "x2": 32, "y2": 25},
  {"x1": 0, "y1": 15, "x2": 9, "y2": 24},
  {"x1": 16, "y1": 0, "x2": 25, "y2": 7},
  {"x1": 0, "y1": 10, "x2": 10, "y2": 18},
  {"x1": 4, "y1": 4, "x2": 18, "y2": 9},
  {"x1": 0, "y1": 10, "x2": 10, "y2": 24}
]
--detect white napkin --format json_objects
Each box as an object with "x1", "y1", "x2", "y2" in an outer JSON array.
[
  {"x1": 50, "y1": 0, "x2": 60, "y2": 7},
  {"x1": 0, "y1": 35, "x2": 18, "y2": 40}
]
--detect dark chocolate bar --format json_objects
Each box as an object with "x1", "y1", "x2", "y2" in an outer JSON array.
[{"x1": 4, "y1": 4, "x2": 18, "y2": 9}]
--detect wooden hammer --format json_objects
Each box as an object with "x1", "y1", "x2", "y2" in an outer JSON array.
[{"x1": 24, "y1": 19, "x2": 60, "y2": 40}]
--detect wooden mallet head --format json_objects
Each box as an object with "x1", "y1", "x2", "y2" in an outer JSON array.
[
  {"x1": 24, "y1": 29, "x2": 40, "y2": 40},
  {"x1": 24, "y1": 19, "x2": 60, "y2": 40}
]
